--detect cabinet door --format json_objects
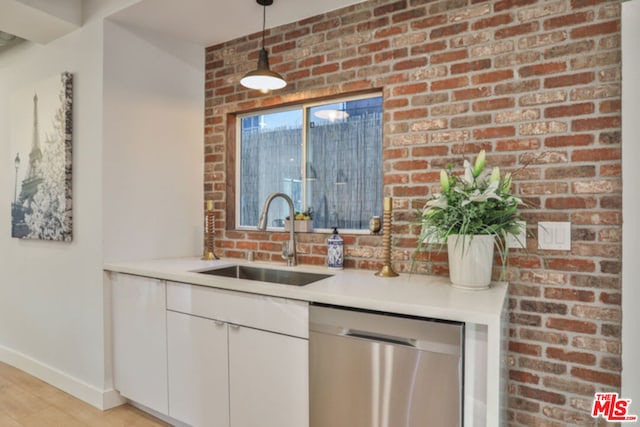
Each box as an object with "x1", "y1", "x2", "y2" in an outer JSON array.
[
  {"x1": 229, "y1": 326, "x2": 308, "y2": 427},
  {"x1": 167, "y1": 311, "x2": 229, "y2": 427},
  {"x1": 111, "y1": 273, "x2": 168, "y2": 414}
]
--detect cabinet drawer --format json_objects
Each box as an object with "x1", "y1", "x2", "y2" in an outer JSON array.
[{"x1": 166, "y1": 281, "x2": 308, "y2": 339}]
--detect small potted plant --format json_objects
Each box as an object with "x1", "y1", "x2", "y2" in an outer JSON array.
[
  {"x1": 416, "y1": 150, "x2": 524, "y2": 289},
  {"x1": 285, "y1": 207, "x2": 314, "y2": 233}
]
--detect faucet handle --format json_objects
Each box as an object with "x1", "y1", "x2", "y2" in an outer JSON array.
[{"x1": 281, "y1": 242, "x2": 289, "y2": 260}]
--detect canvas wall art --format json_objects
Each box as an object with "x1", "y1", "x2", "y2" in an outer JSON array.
[{"x1": 10, "y1": 72, "x2": 73, "y2": 241}]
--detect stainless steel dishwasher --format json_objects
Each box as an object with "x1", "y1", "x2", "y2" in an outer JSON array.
[{"x1": 310, "y1": 304, "x2": 464, "y2": 427}]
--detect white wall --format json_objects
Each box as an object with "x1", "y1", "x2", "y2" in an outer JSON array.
[
  {"x1": 0, "y1": 0, "x2": 203, "y2": 409},
  {"x1": 0, "y1": 19, "x2": 108, "y2": 403},
  {"x1": 622, "y1": 0, "x2": 640, "y2": 406},
  {"x1": 102, "y1": 20, "x2": 204, "y2": 262}
]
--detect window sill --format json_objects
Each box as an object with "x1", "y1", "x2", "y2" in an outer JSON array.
[{"x1": 235, "y1": 226, "x2": 374, "y2": 236}]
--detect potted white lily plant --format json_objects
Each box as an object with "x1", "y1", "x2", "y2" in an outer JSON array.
[{"x1": 417, "y1": 150, "x2": 524, "y2": 289}]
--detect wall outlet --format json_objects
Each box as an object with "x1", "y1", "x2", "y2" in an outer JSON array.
[
  {"x1": 538, "y1": 221, "x2": 571, "y2": 251},
  {"x1": 508, "y1": 221, "x2": 526, "y2": 249}
]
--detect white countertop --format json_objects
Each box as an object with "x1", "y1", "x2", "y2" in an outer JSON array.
[{"x1": 104, "y1": 257, "x2": 508, "y2": 326}]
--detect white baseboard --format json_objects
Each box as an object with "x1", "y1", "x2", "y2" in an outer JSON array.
[{"x1": 0, "y1": 344, "x2": 126, "y2": 410}]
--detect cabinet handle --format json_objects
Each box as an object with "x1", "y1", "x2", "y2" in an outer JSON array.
[
  {"x1": 229, "y1": 323, "x2": 240, "y2": 330},
  {"x1": 342, "y1": 329, "x2": 417, "y2": 348},
  {"x1": 214, "y1": 320, "x2": 225, "y2": 327}
]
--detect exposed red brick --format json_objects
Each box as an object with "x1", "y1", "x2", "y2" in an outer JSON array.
[
  {"x1": 473, "y1": 126, "x2": 516, "y2": 139},
  {"x1": 430, "y1": 49, "x2": 469, "y2": 65},
  {"x1": 430, "y1": 22, "x2": 468, "y2": 39},
  {"x1": 373, "y1": 0, "x2": 407, "y2": 16},
  {"x1": 453, "y1": 86, "x2": 492, "y2": 101},
  {"x1": 205, "y1": 3, "x2": 624, "y2": 416},
  {"x1": 357, "y1": 17, "x2": 391, "y2": 33},
  {"x1": 571, "y1": 147, "x2": 621, "y2": 162},
  {"x1": 518, "y1": 385, "x2": 566, "y2": 405},
  {"x1": 411, "y1": 15, "x2": 448, "y2": 30},
  {"x1": 510, "y1": 370, "x2": 540, "y2": 384},
  {"x1": 570, "y1": 20, "x2": 621, "y2": 39},
  {"x1": 547, "y1": 258, "x2": 596, "y2": 272},
  {"x1": 393, "y1": 108, "x2": 428, "y2": 120},
  {"x1": 600, "y1": 100, "x2": 621, "y2": 114},
  {"x1": 384, "y1": 98, "x2": 409, "y2": 109},
  {"x1": 544, "y1": 11, "x2": 594, "y2": 30},
  {"x1": 545, "y1": 196, "x2": 597, "y2": 209},
  {"x1": 450, "y1": 114, "x2": 491, "y2": 128},
  {"x1": 358, "y1": 40, "x2": 390, "y2": 54},
  {"x1": 393, "y1": 82, "x2": 428, "y2": 95},
  {"x1": 572, "y1": 116, "x2": 621, "y2": 132},
  {"x1": 495, "y1": 22, "x2": 539, "y2": 39},
  {"x1": 509, "y1": 341, "x2": 542, "y2": 356},
  {"x1": 546, "y1": 317, "x2": 598, "y2": 334},
  {"x1": 545, "y1": 102, "x2": 594, "y2": 118},
  {"x1": 547, "y1": 347, "x2": 597, "y2": 365},
  {"x1": 496, "y1": 138, "x2": 541, "y2": 151},
  {"x1": 285, "y1": 28, "x2": 310, "y2": 41},
  {"x1": 374, "y1": 25, "x2": 405, "y2": 39},
  {"x1": 430, "y1": 76, "x2": 469, "y2": 91},
  {"x1": 312, "y1": 63, "x2": 340, "y2": 76},
  {"x1": 473, "y1": 97, "x2": 516, "y2": 111},
  {"x1": 342, "y1": 56, "x2": 372, "y2": 70},
  {"x1": 544, "y1": 134, "x2": 594, "y2": 147},
  {"x1": 571, "y1": 367, "x2": 620, "y2": 387},
  {"x1": 544, "y1": 288, "x2": 595, "y2": 302},
  {"x1": 519, "y1": 62, "x2": 567, "y2": 78},
  {"x1": 393, "y1": 159, "x2": 428, "y2": 171},
  {"x1": 411, "y1": 40, "x2": 447, "y2": 55},
  {"x1": 451, "y1": 58, "x2": 491, "y2": 74},
  {"x1": 411, "y1": 146, "x2": 449, "y2": 157},
  {"x1": 472, "y1": 13, "x2": 513, "y2": 30},
  {"x1": 494, "y1": 0, "x2": 537, "y2": 12},
  {"x1": 392, "y1": 8, "x2": 426, "y2": 23},
  {"x1": 392, "y1": 57, "x2": 427, "y2": 71},
  {"x1": 271, "y1": 41, "x2": 295, "y2": 54},
  {"x1": 600, "y1": 292, "x2": 621, "y2": 305},
  {"x1": 472, "y1": 69, "x2": 514, "y2": 84},
  {"x1": 544, "y1": 72, "x2": 594, "y2": 88}
]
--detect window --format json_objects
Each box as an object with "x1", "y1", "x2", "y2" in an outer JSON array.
[{"x1": 237, "y1": 93, "x2": 383, "y2": 232}]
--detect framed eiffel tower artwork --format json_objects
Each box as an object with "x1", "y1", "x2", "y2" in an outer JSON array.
[{"x1": 10, "y1": 72, "x2": 73, "y2": 242}]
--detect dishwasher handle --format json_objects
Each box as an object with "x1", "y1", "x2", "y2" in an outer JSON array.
[{"x1": 342, "y1": 329, "x2": 417, "y2": 348}]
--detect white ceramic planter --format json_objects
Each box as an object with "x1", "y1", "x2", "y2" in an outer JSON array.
[
  {"x1": 284, "y1": 219, "x2": 313, "y2": 233},
  {"x1": 447, "y1": 234, "x2": 495, "y2": 290}
]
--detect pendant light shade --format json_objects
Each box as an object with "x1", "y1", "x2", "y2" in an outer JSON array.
[{"x1": 241, "y1": 0, "x2": 286, "y2": 93}]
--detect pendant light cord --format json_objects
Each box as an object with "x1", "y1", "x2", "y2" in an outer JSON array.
[{"x1": 261, "y1": 3, "x2": 266, "y2": 50}]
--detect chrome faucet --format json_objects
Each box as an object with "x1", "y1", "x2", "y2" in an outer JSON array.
[{"x1": 257, "y1": 192, "x2": 297, "y2": 266}]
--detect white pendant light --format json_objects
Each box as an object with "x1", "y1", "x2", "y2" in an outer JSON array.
[{"x1": 240, "y1": 0, "x2": 287, "y2": 93}]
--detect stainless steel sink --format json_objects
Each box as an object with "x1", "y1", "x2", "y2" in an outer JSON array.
[{"x1": 198, "y1": 265, "x2": 331, "y2": 286}]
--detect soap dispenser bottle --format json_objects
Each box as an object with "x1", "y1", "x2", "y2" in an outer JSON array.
[{"x1": 327, "y1": 227, "x2": 344, "y2": 270}]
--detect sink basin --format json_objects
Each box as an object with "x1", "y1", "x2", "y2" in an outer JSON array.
[{"x1": 198, "y1": 265, "x2": 331, "y2": 286}]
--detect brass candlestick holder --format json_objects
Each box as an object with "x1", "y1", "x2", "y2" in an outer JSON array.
[
  {"x1": 375, "y1": 197, "x2": 399, "y2": 277},
  {"x1": 202, "y1": 200, "x2": 219, "y2": 261}
]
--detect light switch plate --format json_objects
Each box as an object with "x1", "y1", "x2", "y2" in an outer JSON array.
[
  {"x1": 508, "y1": 221, "x2": 526, "y2": 249},
  {"x1": 538, "y1": 221, "x2": 571, "y2": 250}
]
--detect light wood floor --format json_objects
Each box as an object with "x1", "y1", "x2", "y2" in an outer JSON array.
[{"x1": 0, "y1": 361, "x2": 171, "y2": 426}]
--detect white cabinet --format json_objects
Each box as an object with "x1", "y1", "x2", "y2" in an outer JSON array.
[
  {"x1": 167, "y1": 311, "x2": 229, "y2": 427},
  {"x1": 166, "y1": 281, "x2": 309, "y2": 427},
  {"x1": 111, "y1": 273, "x2": 168, "y2": 415},
  {"x1": 229, "y1": 325, "x2": 308, "y2": 427}
]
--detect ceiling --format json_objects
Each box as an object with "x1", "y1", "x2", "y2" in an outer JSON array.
[
  {"x1": 0, "y1": 0, "x2": 366, "y2": 50},
  {"x1": 111, "y1": 0, "x2": 366, "y2": 47}
]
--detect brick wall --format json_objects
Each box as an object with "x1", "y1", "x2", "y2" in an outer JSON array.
[{"x1": 204, "y1": 0, "x2": 622, "y2": 424}]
